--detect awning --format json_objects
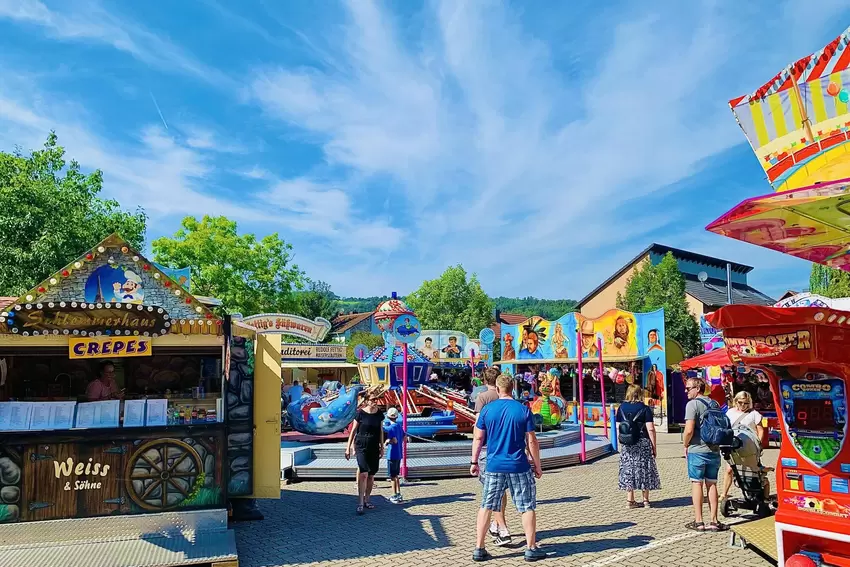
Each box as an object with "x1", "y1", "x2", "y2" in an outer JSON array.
[
  {"x1": 281, "y1": 362, "x2": 358, "y2": 369},
  {"x1": 679, "y1": 348, "x2": 732, "y2": 371},
  {"x1": 496, "y1": 355, "x2": 647, "y2": 365}
]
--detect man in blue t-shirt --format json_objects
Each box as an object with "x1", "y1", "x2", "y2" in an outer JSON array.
[
  {"x1": 471, "y1": 374, "x2": 545, "y2": 562},
  {"x1": 383, "y1": 407, "x2": 405, "y2": 503}
]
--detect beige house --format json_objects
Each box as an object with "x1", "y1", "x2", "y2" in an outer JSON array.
[{"x1": 576, "y1": 244, "x2": 775, "y2": 319}]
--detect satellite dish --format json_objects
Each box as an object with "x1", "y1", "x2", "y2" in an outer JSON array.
[{"x1": 698, "y1": 271, "x2": 708, "y2": 283}]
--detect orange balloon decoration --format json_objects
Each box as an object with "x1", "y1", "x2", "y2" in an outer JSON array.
[{"x1": 827, "y1": 82, "x2": 841, "y2": 96}]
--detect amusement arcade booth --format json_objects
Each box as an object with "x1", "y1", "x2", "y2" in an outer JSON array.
[{"x1": 0, "y1": 234, "x2": 282, "y2": 567}]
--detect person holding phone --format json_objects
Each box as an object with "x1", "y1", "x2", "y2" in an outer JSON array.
[{"x1": 86, "y1": 361, "x2": 123, "y2": 401}]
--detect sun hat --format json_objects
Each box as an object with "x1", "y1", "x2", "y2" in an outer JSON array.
[{"x1": 387, "y1": 407, "x2": 399, "y2": 419}]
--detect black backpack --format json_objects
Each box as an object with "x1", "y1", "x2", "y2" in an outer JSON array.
[{"x1": 617, "y1": 408, "x2": 643, "y2": 446}]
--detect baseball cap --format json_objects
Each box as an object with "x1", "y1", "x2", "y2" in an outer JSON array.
[{"x1": 387, "y1": 407, "x2": 399, "y2": 419}]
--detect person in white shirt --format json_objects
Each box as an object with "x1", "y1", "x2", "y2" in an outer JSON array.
[{"x1": 721, "y1": 391, "x2": 769, "y2": 502}]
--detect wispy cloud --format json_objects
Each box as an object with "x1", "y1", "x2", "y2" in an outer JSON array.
[{"x1": 0, "y1": 0, "x2": 233, "y2": 87}]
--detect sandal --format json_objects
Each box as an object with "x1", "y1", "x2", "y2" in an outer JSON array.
[
  {"x1": 685, "y1": 521, "x2": 705, "y2": 531},
  {"x1": 643, "y1": 501, "x2": 651, "y2": 508},
  {"x1": 356, "y1": 505, "x2": 364, "y2": 515},
  {"x1": 364, "y1": 502, "x2": 375, "y2": 510},
  {"x1": 626, "y1": 501, "x2": 639, "y2": 509},
  {"x1": 705, "y1": 522, "x2": 728, "y2": 532}
]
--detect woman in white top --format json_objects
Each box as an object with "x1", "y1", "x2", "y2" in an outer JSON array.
[{"x1": 721, "y1": 391, "x2": 768, "y2": 502}]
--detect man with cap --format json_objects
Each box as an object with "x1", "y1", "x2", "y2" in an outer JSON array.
[{"x1": 383, "y1": 407, "x2": 405, "y2": 503}]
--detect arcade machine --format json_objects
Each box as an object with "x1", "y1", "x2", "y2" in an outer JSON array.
[{"x1": 707, "y1": 305, "x2": 850, "y2": 567}]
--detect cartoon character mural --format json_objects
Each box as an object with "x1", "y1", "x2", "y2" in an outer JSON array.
[{"x1": 84, "y1": 265, "x2": 145, "y2": 304}]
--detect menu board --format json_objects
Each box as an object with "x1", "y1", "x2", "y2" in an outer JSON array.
[
  {"x1": 145, "y1": 399, "x2": 167, "y2": 427},
  {"x1": 0, "y1": 402, "x2": 33, "y2": 431},
  {"x1": 74, "y1": 400, "x2": 120, "y2": 429},
  {"x1": 0, "y1": 402, "x2": 76, "y2": 431},
  {"x1": 123, "y1": 399, "x2": 146, "y2": 428}
]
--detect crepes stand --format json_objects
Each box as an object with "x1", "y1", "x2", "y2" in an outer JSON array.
[{"x1": 0, "y1": 234, "x2": 282, "y2": 567}]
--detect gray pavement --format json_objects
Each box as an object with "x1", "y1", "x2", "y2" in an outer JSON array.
[{"x1": 234, "y1": 431, "x2": 777, "y2": 566}]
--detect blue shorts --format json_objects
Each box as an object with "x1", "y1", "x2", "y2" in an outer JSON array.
[
  {"x1": 387, "y1": 459, "x2": 400, "y2": 478},
  {"x1": 481, "y1": 470, "x2": 536, "y2": 513},
  {"x1": 687, "y1": 452, "x2": 721, "y2": 483}
]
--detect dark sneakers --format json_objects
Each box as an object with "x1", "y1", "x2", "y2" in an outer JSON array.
[
  {"x1": 473, "y1": 548, "x2": 492, "y2": 562},
  {"x1": 525, "y1": 546, "x2": 546, "y2": 562}
]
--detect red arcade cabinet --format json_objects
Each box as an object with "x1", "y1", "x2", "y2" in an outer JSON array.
[{"x1": 708, "y1": 305, "x2": 850, "y2": 567}]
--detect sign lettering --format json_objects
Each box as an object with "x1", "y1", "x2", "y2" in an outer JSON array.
[
  {"x1": 69, "y1": 336, "x2": 152, "y2": 359},
  {"x1": 9, "y1": 304, "x2": 170, "y2": 336},
  {"x1": 241, "y1": 314, "x2": 331, "y2": 342},
  {"x1": 54, "y1": 457, "x2": 110, "y2": 491},
  {"x1": 281, "y1": 343, "x2": 346, "y2": 361},
  {"x1": 726, "y1": 330, "x2": 811, "y2": 352}
]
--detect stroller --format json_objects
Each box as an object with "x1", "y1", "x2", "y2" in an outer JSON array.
[{"x1": 719, "y1": 425, "x2": 776, "y2": 518}]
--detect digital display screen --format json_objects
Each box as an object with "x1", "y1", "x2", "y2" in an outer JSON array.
[{"x1": 794, "y1": 399, "x2": 836, "y2": 430}]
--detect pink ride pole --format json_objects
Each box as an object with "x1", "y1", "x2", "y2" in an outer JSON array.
[
  {"x1": 401, "y1": 341, "x2": 409, "y2": 480},
  {"x1": 597, "y1": 336, "x2": 608, "y2": 438},
  {"x1": 576, "y1": 327, "x2": 586, "y2": 463}
]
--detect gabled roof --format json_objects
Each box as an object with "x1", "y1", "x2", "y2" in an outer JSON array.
[
  {"x1": 330, "y1": 311, "x2": 373, "y2": 334},
  {"x1": 2, "y1": 233, "x2": 221, "y2": 335},
  {"x1": 576, "y1": 243, "x2": 754, "y2": 308},
  {"x1": 684, "y1": 276, "x2": 775, "y2": 308},
  {"x1": 489, "y1": 312, "x2": 529, "y2": 340}
]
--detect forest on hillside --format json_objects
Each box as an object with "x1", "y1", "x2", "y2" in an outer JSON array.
[{"x1": 335, "y1": 295, "x2": 576, "y2": 319}]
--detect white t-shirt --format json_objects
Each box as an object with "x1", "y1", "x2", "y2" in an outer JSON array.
[{"x1": 726, "y1": 408, "x2": 763, "y2": 431}]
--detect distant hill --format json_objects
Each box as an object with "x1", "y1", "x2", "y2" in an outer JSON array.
[
  {"x1": 335, "y1": 295, "x2": 576, "y2": 320},
  {"x1": 492, "y1": 297, "x2": 577, "y2": 320}
]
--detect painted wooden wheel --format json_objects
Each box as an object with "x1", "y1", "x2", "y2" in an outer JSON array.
[{"x1": 125, "y1": 439, "x2": 202, "y2": 511}]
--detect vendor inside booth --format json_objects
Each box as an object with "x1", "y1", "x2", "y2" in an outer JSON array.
[{"x1": 0, "y1": 234, "x2": 281, "y2": 567}]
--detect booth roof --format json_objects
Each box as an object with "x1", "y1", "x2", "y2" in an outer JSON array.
[
  {"x1": 361, "y1": 344, "x2": 432, "y2": 364},
  {"x1": 679, "y1": 348, "x2": 732, "y2": 371}
]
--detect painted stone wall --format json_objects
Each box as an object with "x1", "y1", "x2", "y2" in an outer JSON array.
[
  {"x1": 34, "y1": 250, "x2": 199, "y2": 321},
  {"x1": 226, "y1": 336, "x2": 254, "y2": 496}
]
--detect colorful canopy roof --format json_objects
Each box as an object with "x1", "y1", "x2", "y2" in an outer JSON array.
[
  {"x1": 679, "y1": 348, "x2": 732, "y2": 371},
  {"x1": 706, "y1": 177, "x2": 850, "y2": 270},
  {"x1": 360, "y1": 344, "x2": 432, "y2": 364}
]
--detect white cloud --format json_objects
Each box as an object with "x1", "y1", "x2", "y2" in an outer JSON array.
[{"x1": 0, "y1": 0, "x2": 233, "y2": 87}]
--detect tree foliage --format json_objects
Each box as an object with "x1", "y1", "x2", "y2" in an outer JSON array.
[
  {"x1": 617, "y1": 252, "x2": 701, "y2": 357},
  {"x1": 406, "y1": 265, "x2": 494, "y2": 337},
  {"x1": 0, "y1": 133, "x2": 147, "y2": 296},
  {"x1": 346, "y1": 331, "x2": 385, "y2": 363},
  {"x1": 152, "y1": 216, "x2": 303, "y2": 315},
  {"x1": 336, "y1": 296, "x2": 391, "y2": 313},
  {"x1": 297, "y1": 279, "x2": 339, "y2": 325},
  {"x1": 810, "y1": 264, "x2": 850, "y2": 298},
  {"x1": 492, "y1": 296, "x2": 577, "y2": 319}
]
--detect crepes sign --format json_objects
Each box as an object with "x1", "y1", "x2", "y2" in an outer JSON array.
[{"x1": 239, "y1": 314, "x2": 331, "y2": 342}]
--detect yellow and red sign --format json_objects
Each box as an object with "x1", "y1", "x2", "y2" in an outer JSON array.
[{"x1": 68, "y1": 336, "x2": 152, "y2": 359}]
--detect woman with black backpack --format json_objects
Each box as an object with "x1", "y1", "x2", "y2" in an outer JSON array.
[{"x1": 616, "y1": 385, "x2": 661, "y2": 508}]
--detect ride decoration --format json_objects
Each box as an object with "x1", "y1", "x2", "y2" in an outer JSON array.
[
  {"x1": 529, "y1": 370, "x2": 566, "y2": 428},
  {"x1": 286, "y1": 384, "x2": 363, "y2": 436}
]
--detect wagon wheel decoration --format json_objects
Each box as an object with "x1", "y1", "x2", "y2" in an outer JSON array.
[{"x1": 125, "y1": 439, "x2": 202, "y2": 512}]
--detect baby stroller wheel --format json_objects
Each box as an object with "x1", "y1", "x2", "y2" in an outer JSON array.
[
  {"x1": 756, "y1": 502, "x2": 772, "y2": 518},
  {"x1": 721, "y1": 498, "x2": 736, "y2": 518}
]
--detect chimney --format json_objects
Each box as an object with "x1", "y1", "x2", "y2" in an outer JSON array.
[{"x1": 726, "y1": 263, "x2": 733, "y2": 304}]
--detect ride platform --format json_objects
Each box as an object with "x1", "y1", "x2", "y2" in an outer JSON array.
[
  {"x1": 282, "y1": 425, "x2": 613, "y2": 480},
  {"x1": 729, "y1": 515, "x2": 777, "y2": 564},
  {"x1": 0, "y1": 509, "x2": 238, "y2": 567}
]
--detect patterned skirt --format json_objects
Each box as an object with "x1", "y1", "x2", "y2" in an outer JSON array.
[{"x1": 618, "y1": 437, "x2": 661, "y2": 491}]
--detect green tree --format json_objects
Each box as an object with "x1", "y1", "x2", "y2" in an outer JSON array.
[
  {"x1": 810, "y1": 264, "x2": 850, "y2": 298},
  {"x1": 617, "y1": 252, "x2": 700, "y2": 357},
  {"x1": 406, "y1": 265, "x2": 494, "y2": 337},
  {"x1": 492, "y1": 296, "x2": 577, "y2": 319},
  {"x1": 298, "y1": 279, "x2": 339, "y2": 325},
  {"x1": 346, "y1": 330, "x2": 385, "y2": 363},
  {"x1": 152, "y1": 216, "x2": 303, "y2": 315},
  {"x1": 0, "y1": 132, "x2": 147, "y2": 295}
]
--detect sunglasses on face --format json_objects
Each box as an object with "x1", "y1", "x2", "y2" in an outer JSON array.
[{"x1": 686, "y1": 385, "x2": 701, "y2": 392}]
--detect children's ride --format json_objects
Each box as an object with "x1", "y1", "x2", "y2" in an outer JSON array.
[
  {"x1": 530, "y1": 369, "x2": 567, "y2": 428},
  {"x1": 287, "y1": 385, "x2": 363, "y2": 435},
  {"x1": 707, "y1": 306, "x2": 850, "y2": 566}
]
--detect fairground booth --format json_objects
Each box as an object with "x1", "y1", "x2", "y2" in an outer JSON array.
[
  {"x1": 699, "y1": 24, "x2": 850, "y2": 567},
  {"x1": 413, "y1": 328, "x2": 493, "y2": 389},
  {"x1": 0, "y1": 234, "x2": 281, "y2": 567},
  {"x1": 497, "y1": 308, "x2": 668, "y2": 429}
]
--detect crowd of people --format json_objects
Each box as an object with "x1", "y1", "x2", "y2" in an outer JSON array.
[{"x1": 329, "y1": 366, "x2": 771, "y2": 562}]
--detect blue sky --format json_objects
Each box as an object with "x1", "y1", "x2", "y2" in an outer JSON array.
[{"x1": 2, "y1": 1, "x2": 849, "y2": 301}]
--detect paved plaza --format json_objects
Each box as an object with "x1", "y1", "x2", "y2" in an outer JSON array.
[{"x1": 234, "y1": 432, "x2": 777, "y2": 567}]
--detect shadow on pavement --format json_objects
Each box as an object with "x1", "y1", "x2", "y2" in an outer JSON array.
[
  {"x1": 499, "y1": 534, "x2": 653, "y2": 560},
  {"x1": 649, "y1": 496, "x2": 693, "y2": 509},
  {"x1": 538, "y1": 521, "x2": 635, "y2": 540},
  {"x1": 234, "y1": 490, "x2": 454, "y2": 566},
  {"x1": 537, "y1": 495, "x2": 590, "y2": 505}
]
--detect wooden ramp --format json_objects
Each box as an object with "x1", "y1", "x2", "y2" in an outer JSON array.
[{"x1": 730, "y1": 516, "x2": 777, "y2": 564}]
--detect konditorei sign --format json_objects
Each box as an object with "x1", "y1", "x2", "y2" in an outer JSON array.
[
  {"x1": 5, "y1": 303, "x2": 171, "y2": 337},
  {"x1": 281, "y1": 343, "x2": 346, "y2": 361},
  {"x1": 69, "y1": 336, "x2": 153, "y2": 359},
  {"x1": 240, "y1": 314, "x2": 331, "y2": 342}
]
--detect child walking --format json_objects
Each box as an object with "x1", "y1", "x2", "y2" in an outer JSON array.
[{"x1": 384, "y1": 407, "x2": 405, "y2": 503}]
